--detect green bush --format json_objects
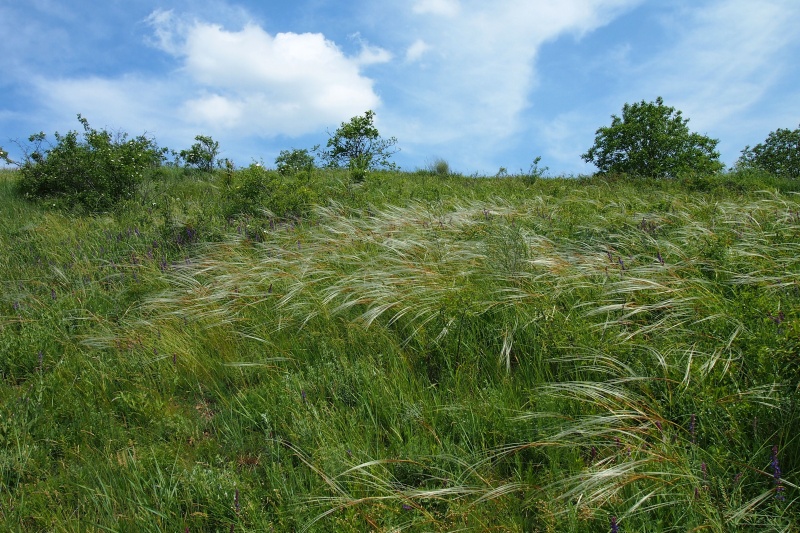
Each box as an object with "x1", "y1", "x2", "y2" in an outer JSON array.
[
  {"x1": 275, "y1": 148, "x2": 315, "y2": 177},
  {"x1": 222, "y1": 163, "x2": 316, "y2": 220},
  {"x1": 737, "y1": 124, "x2": 800, "y2": 179},
  {"x1": 425, "y1": 157, "x2": 450, "y2": 177},
  {"x1": 16, "y1": 115, "x2": 164, "y2": 211},
  {"x1": 582, "y1": 97, "x2": 723, "y2": 178}
]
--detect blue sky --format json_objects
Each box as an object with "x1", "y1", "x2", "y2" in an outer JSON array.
[{"x1": 2, "y1": 0, "x2": 799, "y2": 175}]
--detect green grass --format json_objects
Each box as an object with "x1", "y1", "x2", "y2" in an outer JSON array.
[{"x1": 0, "y1": 167, "x2": 798, "y2": 531}]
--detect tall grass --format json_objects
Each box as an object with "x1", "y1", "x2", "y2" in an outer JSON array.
[{"x1": 0, "y1": 167, "x2": 797, "y2": 530}]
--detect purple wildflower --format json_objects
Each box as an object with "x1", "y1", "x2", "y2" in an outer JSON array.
[
  {"x1": 402, "y1": 504, "x2": 412, "y2": 511},
  {"x1": 768, "y1": 311, "x2": 785, "y2": 326},
  {"x1": 657, "y1": 251, "x2": 664, "y2": 265},
  {"x1": 234, "y1": 489, "x2": 240, "y2": 513},
  {"x1": 689, "y1": 414, "x2": 696, "y2": 444},
  {"x1": 772, "y1": 445, "x2": 786, "y2": 500},
  {"x1": 51, "y1": 289, "x2": 57, "y2": 300},
  {"x1": 301, "y1": 390, "x2": 307, "y2": 403},
  {"x1": 610, "y1": 516, "x2": 619, "y2": 533}
]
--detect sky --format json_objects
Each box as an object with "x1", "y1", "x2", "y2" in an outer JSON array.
[{"x1": 1, "y1": 0, "x2": 799, "y2": 175}]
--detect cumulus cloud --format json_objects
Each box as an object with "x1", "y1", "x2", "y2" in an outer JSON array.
[
  {"x1": 29, "y1": 8, "x2": 384, "y2": 149},
  {"x1": 145, "y1": 13, "x2": 383, "y2": 134}
]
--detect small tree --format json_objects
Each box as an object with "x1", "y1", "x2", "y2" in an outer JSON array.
[
  {"x1": 737, "y1": 125, "x2": 800, "y2": 179},
  {"x1": 582, "y1": 97, "x2": 723, "y2": 178},
  {"x1": 275, "y1": 148, "x2": 315, "y2": 177},
  {"x1": 180, "y1": 135, "x2": 219, "y2": 172},
  {"x1": 318, "y1": 110, "x2": 398, "y2": 181}
]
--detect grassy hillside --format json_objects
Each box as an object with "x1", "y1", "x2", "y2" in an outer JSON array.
[{"x1": 1, "y1": 167, "x2": 798, "y2": 531}]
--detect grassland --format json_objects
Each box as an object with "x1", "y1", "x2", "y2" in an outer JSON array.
[{"x1": 0, "y1": 167, "x2": 797, "y2": 531}]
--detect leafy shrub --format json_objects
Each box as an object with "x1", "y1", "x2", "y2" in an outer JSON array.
[
  {"x1": 317, "y1": 110, "x2": 398, "y2": 182},
  {"x1": 275, "y1": 148, "x2": 315, "y2": 177},
  {"x1": 426, "y1": 158, "x2": 450, "y2": 177},
  {"x1": 737, "y1": 124, "x2": 800, "y2": 179},
  {"x1": 222, "y1": 163, "x2": 316, "y2": 220},
  {"x1": 582, "y1": 97, "x2": 723, "y2": 178},
  {"x1": 16, "y1": 115, "x2": 164, "y2": 211},
  {"x1": 179, "y1": 135, "x2": 219, "y2": 172}
]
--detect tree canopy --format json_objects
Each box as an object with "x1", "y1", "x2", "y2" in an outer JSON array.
[{"x1": 582, "y1": 97, "x2": 723, "y2": 178}]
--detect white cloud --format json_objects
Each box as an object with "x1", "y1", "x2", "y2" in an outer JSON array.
[
  {"x1": 144, "y1": 9, "x2": 184, "y2": 56},
  {"x1": 639, "y1": 0, "x2": 800, "y2": 127},
  {"x1": 160, "y1": 19, "x2": 382, "y2": 132},
  {"x1": 182, "y1": 93, "x2": 245, "y2": 129},
  {"x1": 615, "y1": 0, "x2": 800, "y2": 166},
  {"x1": 349, "y1": 33, "x2": 393, "y2": 65},
  {"x1": 32, "y1": 10, "x2": 383, "y2": 145},
  {"x1": 412, "y1": 0, "x2": 461, "y2": 17},
  {"x1": 385, "y1": 0, "x2": 641, "y2": 170},
  {"x1": 405, "y1": 39, "x2": 430, "y2": 62}
]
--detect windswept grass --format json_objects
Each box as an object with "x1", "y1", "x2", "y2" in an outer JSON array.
[{"x1": 1, "y1": 167, "x2": 798, "y2": 530}]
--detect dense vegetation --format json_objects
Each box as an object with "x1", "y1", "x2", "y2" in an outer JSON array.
[
  {"x1": 1, "y1": 157, "x2": 798, "y2": 531},
  {"x1": 582, "y1": 97, "x2": 723, "y2": 178}
]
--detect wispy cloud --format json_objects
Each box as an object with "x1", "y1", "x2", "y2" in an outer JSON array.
[
  {"x1": 600, "y1": 0, "x2": 800, "y2": 167},
  {"x1": 412, "y1": 0, "x2": 461, "y2": 17},
  {"x1": 382, "y1": 0, "x2": 641, "y2": 169},
  {"x1": 405, "y1": 39, "x2": 430, "y2": 62},
  {"x1": 637, "y1": 0, "x2": 800, "y2": 130}
]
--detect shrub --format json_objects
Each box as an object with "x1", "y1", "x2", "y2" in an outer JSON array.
[
  {"x1": 737, "y1": 124, "x2": 800, "y2": 179},
  {"x1": 317, "y1": 110, "x2": 399, "y2": 182},
  {"x1": 426, "y1": 158, "x2": 450, "y2": 177},
  {"x1": 16, "y1": 115, "x2": 164, "y2": 211},
  {"x1": 275, "y1": 148, "x2": 315, "y2": 177},
  {"x1": 582, "y1": 97, "x2": 723, "y2": 178},
  {"x1": 179, "y1": 135, "x2": 219, "y2": 172},
  {"x1": 222, "y1": 163, "x2": 316, "y2": 220}
]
